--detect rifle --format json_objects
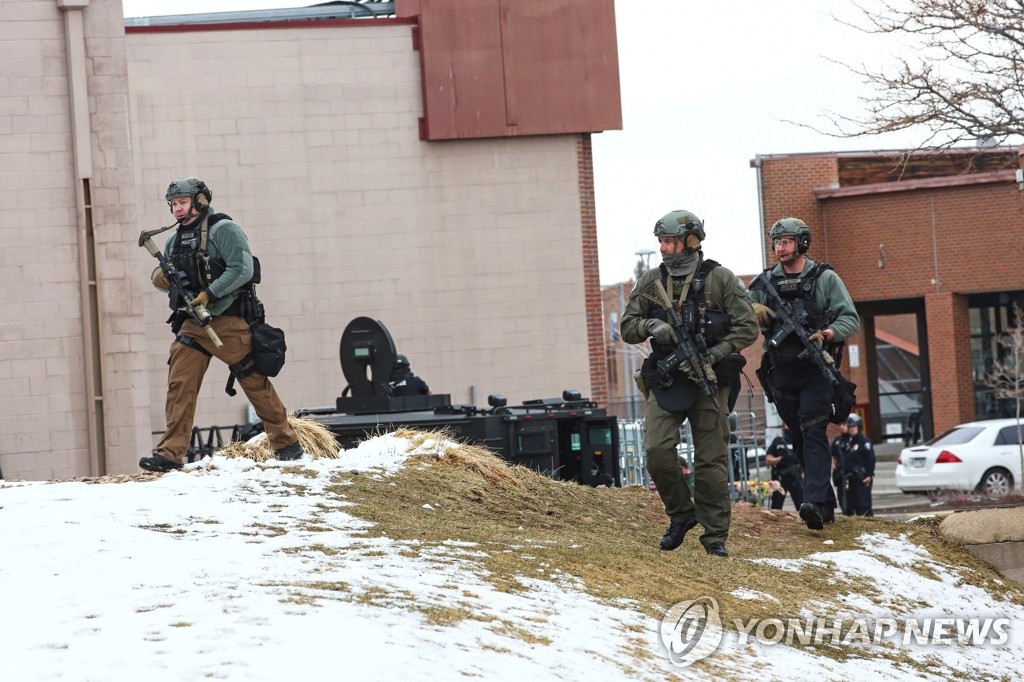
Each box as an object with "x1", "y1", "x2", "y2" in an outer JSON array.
[
  {"x1": 751, "y1": 273, "x2": 836, "y2": 386},
  {"x1": 139, "y1": 225, "x2": 223, "y2": 348},
  {"x1": 652, "y1": 280, "x2": 719, "y2": 409}
]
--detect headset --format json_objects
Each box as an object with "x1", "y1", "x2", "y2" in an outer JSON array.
[
  {"x1": 191, "y1": 179, "x2": 212, "y2": 211},
  {"x1": 796, "y1": 230, "x2": 811, "y2": 254}
]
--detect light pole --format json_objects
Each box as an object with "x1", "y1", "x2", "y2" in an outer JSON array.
[{"x1": 635, "y1": 248, "x2": 655, "y2": 275}]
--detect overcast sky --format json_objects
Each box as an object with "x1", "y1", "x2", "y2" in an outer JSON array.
[{"x1": 122, "y1": 0, "x2": 926, "y2": 283}]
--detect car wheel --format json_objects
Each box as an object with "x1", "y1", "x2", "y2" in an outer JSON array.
[{"x1": 977, "y1": 468, "x2": 1013, "y2": 497}]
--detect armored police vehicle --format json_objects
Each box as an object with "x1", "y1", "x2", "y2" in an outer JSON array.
[{"x1": 296, "y1": 318, "x2": 621, "y2": 487}]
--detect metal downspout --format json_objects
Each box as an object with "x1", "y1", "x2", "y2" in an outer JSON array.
[
  {"x1": 59, "y1": 0, "x2": 105, "y2": 476},
  {"x1": 753, "y1": 154, "x2": 767, "y2": 269}
]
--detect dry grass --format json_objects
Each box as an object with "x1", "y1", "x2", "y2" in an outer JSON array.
[
  {"x1": 219, "y1": 415, "x2": 340, "y2": 462},
  {"x1": 324, "y1": 428, "x2": 1024, "y2": 664}
]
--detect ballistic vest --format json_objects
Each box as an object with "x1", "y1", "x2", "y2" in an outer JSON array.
[
  {"x1": 766, "y1": 262, "x2": 836, "y2": 361},
  {"x1": 646, "y1": 259, "x2": 732, "y2": 362},
  {"x1": 168, "y1": 212, "x2": 232, "y2": 294}
]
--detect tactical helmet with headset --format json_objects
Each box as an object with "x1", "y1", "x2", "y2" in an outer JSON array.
[
  {"x1": 654, "y1": 210, "x2": 706, "y2": 243},
  {"x1": 769, "y1": 217, "x2": 811, "y2": 254},
  {"x1": 165, "y1": 176, "x2": 212, "y2": 215}
]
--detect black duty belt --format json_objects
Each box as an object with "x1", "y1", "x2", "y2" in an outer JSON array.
[{"x1": 221, "y1": 297, "x2": 243, "y2": 317}]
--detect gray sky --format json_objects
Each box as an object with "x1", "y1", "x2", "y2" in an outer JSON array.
[{"x1": 122, "y1": 0, "x2": 925, "y2": 282}]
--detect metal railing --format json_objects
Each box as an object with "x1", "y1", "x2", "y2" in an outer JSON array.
[
  {"x1": 617, "y1": 414, "x2": 772, "y2": 505},
  {"x1": 151, "y1": 423, "x2": 262, "y2": 464}
]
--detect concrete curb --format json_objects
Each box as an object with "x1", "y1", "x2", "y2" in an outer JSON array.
[{"x1": 939, "y1": 505, "x2": 1024, "y2": 584}]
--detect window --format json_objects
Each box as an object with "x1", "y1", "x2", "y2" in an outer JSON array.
[{"x1": 996, "y1": 424, "x2": 1024, "y2": 446}]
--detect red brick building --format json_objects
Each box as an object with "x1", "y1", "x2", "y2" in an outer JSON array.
[{"x1": 753, "y1": 146, "x2": 1024, "y2": 441}]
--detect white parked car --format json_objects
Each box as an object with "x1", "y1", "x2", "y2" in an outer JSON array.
[{"x1": 895, "y1": 418, "x2": 1024, "y2": 496}]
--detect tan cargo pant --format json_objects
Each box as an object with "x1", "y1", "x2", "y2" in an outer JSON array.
[{"x1": 154, "y1": 315, "x2": 297, "y2": 464}]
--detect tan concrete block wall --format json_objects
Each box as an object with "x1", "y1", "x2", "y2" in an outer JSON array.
[
  {"x1": 0, "y1": 0, "x2": 153, "y2": 481},
  {"x1": 127, "y1": 22, "x2": 592, "y2": 442}
]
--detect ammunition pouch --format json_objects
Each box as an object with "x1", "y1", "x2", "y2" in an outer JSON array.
[
  {"x1": 714, "y1": 352, "x2": 746, "y2": 413},
  {"x1": 830, "y1": 374, "x2": 857, "y2": 424},
  {"x1": 713, "y1": 353, "x2": 745, "y2": 388},
  {"x1": 224, "y1": 322, "x2": 286, "y2": 397},
  {"x1": 826, "y1": 340, "x2": 846, "y2": 370},
  {"x1": 755, "y1": 353, "x2": 776, "y2": 405},
  {"x1": 222, "y1": 280, "x2": 286, "y2": 397},
  {"x1": 633, "y1": 368, "x2": 650, "y2": 400},
  {"x1": 642, "y1": 355, "x2": 699, "y2": 413},
  {"x1": 168, "y1": 309, "x2": 187, "y2": 335}
]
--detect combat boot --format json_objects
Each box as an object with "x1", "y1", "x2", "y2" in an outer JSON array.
[
  {"x1": 659, "y1": 518, "x2": 698, "y2": 551},
  {"x1": 799, "y1": 503, "x2": 825, "y2": 530},
  {"x1": 275, "y1": 441, "x2": 304, "y2": 461},
  {"x1": 704, "y1": 542, "x2": 728, "y2": 557},
  {"x1": 139, "y1": 452, "x2": 183, "y2": 473}
]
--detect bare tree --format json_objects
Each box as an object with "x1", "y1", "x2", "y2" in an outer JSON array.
[
  {"x1": 982, "y1": 302, "x2": 1024, "y2": 491},
  {"x1": 828, "y1": 0, "x2": 1024, "y2": 148}
]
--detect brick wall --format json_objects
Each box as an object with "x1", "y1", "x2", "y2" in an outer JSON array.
[
  {"x1": 578, "y1": 134, "x2": 608, "y2": 405},
  {"x1": 757, "y1": 151, "x2": 1024, "y2": 435}
]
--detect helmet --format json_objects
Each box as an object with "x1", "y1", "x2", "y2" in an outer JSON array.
[
  {"x1": 769, "y1": 217, "x2": 811, "y2": 253},
  {"x1": 394, "y1": 354, "x2": 410, "y2": 369},
  {"x1": 654, "y1": 210, "x2": 706, "y2": 242},
  {"x1": 165, "y1": 176, "x2": 212, "y2": 212},
  {"x1": 846, "y1": 413, "x2": 863, "y2": 428}
]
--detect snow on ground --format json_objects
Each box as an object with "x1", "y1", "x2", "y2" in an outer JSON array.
[{"x1": 1, "y1": 434, "x2": 1022, "y2": 681}]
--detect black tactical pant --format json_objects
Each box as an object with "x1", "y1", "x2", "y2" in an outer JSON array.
[
  {"x1": 770, "y1": 468, "x2": 804, "y2": 511},
  {"x1": 770, "y1": 359, "x2": 838, "y2": 511},
  {"x1": 841, "y1": 474, "x2": 873, "y2": 516}
]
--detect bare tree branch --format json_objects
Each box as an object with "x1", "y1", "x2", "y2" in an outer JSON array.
[{"x1": 822, "y1": 0, "x2": 1024, "y2": 147}]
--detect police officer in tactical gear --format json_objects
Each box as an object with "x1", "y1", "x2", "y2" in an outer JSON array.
[
  {"x1": 387, "y1": 354, "x2": 431, "y2": 396},
  {"x1": 620, "y1": 210, "x2": 758, "y2": 557},
  {"x1": 831, "y1": 413, "x2": 875, "y2": 516},
  {"x1": 748, "y1": 217, "x2": 860, "y2": 530},
  {"x1": 140, "y1": 176, "x2": 301, "y2": 472},
  {"x1": 766, "y1": 426, "x2": 803, "y2": 511}
]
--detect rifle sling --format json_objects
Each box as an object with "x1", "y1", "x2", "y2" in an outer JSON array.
[
  {"x1": 176, "y1": 334, "x2": 212, "y2": 357},
  {"x1": 654, "y1": 267, "x2": 696, "y2": 313}
]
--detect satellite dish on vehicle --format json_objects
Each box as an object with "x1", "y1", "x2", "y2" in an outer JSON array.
[{"x1": 338, "y1": 316, "x2": 397, "y2": 397}]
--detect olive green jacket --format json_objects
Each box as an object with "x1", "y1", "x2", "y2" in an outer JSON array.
[{"x1": 620, "y1": 259, "x2": 759, "y2": 362}]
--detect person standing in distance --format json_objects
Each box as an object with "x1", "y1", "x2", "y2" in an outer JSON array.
[
  {"x1": 748, "y1": 217, "x2": 860, "y2": 530},
  {"x1": 830, "y1": 419, "x2": 852, "y2": 514},
  {"x1": 836, "y1": 413, "x2": 875, "y2": 516},
  {"x1": 620, "y1": 210, "x2": 758, "y2": 557},
  {"x1": 387, "y1": 354, "x2": 431, "y2": 396},
  {"x1": 765, "y1": 426, "x2": 804, "y2": 511},
  {"x1": 141, "y1": 176, "x2": 302, "y2": 472}
]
